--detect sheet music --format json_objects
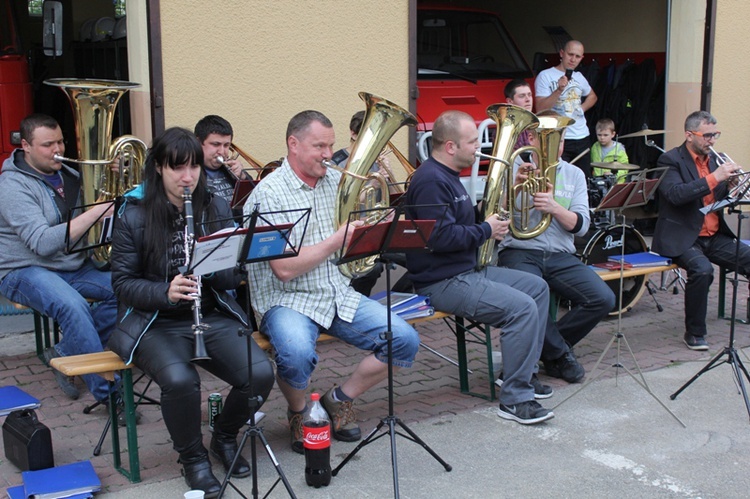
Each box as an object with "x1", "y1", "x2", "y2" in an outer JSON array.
[{"x1": 191, "y1": 229, "x2": 244, "y2": 275}]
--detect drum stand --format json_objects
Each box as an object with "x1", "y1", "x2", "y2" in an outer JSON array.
[
  {"x1": 555, "y1": 173, "x2": 685, "y2": 426},
  {"x1": 670, "y1": 201, "x2": 750, "y2": 421}
]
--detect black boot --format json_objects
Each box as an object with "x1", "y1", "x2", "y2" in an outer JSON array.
[
  {"x1": 180, "y1": 455, "x2": 221, "y2": 498},
  {"x1": 210, "y1": 432, "x2": 251, "y2": 478}
]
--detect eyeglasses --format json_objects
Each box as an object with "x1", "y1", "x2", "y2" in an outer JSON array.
[{"x1": 689, "y1": 130, "x2": 721, "y2": 140}]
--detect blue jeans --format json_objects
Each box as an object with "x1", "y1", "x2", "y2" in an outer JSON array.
[
  {"x1": 261, "y1": 297, "x2": 420, "y2": 390},
  {"x1": 674, "y1": 234, "x2": 750, "y2": 336},
  {"x1": 0, "y1": 261, "x2": 117, "y2": 401},
  {"x1": 417, "y1": 267, "x2": 548, "y2": 405},
  {"x1": 497, "y1": 249, "x2": 616, "y2": 360}
]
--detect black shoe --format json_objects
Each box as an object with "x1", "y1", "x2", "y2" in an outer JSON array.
[
  {"x1": 497, "y1": 400, "x2": 554, "y2": 425},
  {"x1": 543, "y1": 351, "x2": 585, "y2": 383},
  {"x1": 495, "y1": 374, "x2": 553, "y2": 399},
  {"x1": 684, "y1": 333, "x2": 709, "y2": 351},
  {"x1": 210, "y1": 434, "x2": 251, "y2": 478},
  {"x1": 181, "y1": 457, "x2": 221, "y2": 499},
  {"x1": 42, "y1": 347, "x2": 80, "y2": 400}
]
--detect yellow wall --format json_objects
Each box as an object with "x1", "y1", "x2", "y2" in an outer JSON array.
[
  {"x1": 159, "y1": 0, "x2": 411, "y2": 164},
  {"x1": 712, "y1": 0, "x2": 750, "y2": 161}
]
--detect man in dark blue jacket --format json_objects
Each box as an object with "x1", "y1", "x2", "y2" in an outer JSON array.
[{"x1": 405, "y1": 110, "x2": 554, "y2": 425}]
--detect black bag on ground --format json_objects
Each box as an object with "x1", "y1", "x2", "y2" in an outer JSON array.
[{"x1": 2, "y1": 409, "x2": 54, "y2": 471}]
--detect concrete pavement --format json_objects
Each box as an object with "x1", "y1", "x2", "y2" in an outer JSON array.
[{"x1": 2, "y1": 273, "x2": 750, "y2": 498}]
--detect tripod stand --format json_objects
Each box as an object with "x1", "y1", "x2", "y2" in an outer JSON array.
[
  {"x1": 670, "y1": 199, "x2": 750, "y2": 421},
  {"x1": 554, "y1": 172, "x2": 685, "y2": 427},
  {"x1": 211, "y1": 207, "x2": 310, "y2": 499},
  {"x1": 331, "y1": 207, "x2": 451, "y2": 498}
]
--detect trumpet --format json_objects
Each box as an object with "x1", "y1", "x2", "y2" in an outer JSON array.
[
  {"x1": 182, "y1": 187, "x2": 211, "y2": 363},
  {"x1": 216, "y1": 155, "x2": 241, "y2": 182},
  {"x1": 709, "y1": 146, "x2": 750, "y2": 200}
]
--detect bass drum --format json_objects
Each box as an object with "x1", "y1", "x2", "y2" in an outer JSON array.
[{"x1": 576, "y1": 224, "x2": 648, "y2": 315}]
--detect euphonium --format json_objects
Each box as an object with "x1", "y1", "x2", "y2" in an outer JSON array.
[
  {"x1": 334, "y1": 92, "x2": 417, "y2": 278},
  {"x1": 182, "y1": 187, "x2": 210, "y2": 363},
  {"x1": 44, "y1": 78, "x2": 147, "y2": 263},
  {"x1": 476, "y1": 104, "x2": 539, "y2": 269},
  {"x1": 510, "y1": 112, "x2": 575, "y2": 237}
]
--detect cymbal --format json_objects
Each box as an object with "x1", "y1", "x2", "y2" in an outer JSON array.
[
  {"x1": 591, "y1": 162, "x2": 641, "y2": 171},
  {"x1": 618, "y1": 129, "x2": 667, "y2": 139}
]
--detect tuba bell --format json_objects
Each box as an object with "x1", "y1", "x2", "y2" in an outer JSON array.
[
  {"x1": 334, "y1": 92, "x2": 417, "y2": 278},
  {"x1": 44, "y1": 78, "x2": 147, "y2": 263}
]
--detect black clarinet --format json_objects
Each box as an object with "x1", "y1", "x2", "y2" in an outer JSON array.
[{"x1": 183, "y1": 187, "x2": 210, "y2": 362}]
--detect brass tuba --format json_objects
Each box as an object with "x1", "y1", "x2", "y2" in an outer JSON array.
[
  {"x1": 44, "y1": 78, "x2": 147, "y2": 263},
  {"x1": 334, "y1": 92, "x2": 417, "y2": 278},
  {"x1": 475, "y1": 105, "x2": 574, "y2": 269},
  {"x1": 476, "y1": 104, "x2": 539, "y2": 269}
]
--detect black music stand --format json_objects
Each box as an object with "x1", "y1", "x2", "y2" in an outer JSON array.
[
  {"x1": 214, "y1": 205, "x2": 310, "y2": 499},
  {"x1": 554, "y1": 169, "x2": 685, "y2": 427},
  {"x1": 332, "y1": 204, "x2": 451, "y2": 499},
  {"x1": 670, "y1": 189, "x2": 750, "y2": 421},
  {"x1": 64, "y1": 198, "x2": 119, "y2": 254}
]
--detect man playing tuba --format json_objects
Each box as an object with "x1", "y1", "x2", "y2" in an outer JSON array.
[
  {"x1": 404, "y1": 110, "x2": 554, "y2": 425},
  {"x1": 0, "y1": 114, "x2": 118, "y2": 403}
]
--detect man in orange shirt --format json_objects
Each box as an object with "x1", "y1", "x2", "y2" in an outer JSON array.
[{"x1": 652, "y1": 111, "x2": 750, "y2": 350}]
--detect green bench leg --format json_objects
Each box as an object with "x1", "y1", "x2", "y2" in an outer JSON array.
[
  {"x1": 453, "y1": 316, "x2": 496, "y2": 401},
  {"x1": 109, "y1": 369, "x2": 141, "y2": 483}
]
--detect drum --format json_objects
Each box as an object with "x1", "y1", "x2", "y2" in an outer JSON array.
[
  {"x1": 576, "y1": 224, "x2": 648, "y2": 315},
  {"x1": 587, "y1": 175, "x2": 616, "y2": 228}
]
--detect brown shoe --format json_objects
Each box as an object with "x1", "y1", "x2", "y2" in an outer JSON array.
[
  {"x1": 321, "y1": 387, "x2": 361, "y2": 442},
  {"x1": 287, "y1": 409, "x2": 304, "y2": 454}
]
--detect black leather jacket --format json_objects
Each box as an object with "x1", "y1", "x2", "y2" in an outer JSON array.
[{"x1": 109, "y1": 190, "x2": 247, "y2": 363}]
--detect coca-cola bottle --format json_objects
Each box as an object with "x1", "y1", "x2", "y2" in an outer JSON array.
[{"x1": 303, "y1": 392, "x2": 331, "y2": 488}]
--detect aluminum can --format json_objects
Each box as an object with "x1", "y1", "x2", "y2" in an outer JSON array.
[{"x1": 208, "y1": 392, "x2": 223, "y2": 432}]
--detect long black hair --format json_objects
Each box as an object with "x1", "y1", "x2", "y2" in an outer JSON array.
[{"x1": 142, "y1": 127, "x2": 209, "y2": 258}]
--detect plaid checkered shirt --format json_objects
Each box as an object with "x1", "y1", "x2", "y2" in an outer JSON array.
[{"x1": 245, "y1": 158, "x2": 360, "y2": 328}]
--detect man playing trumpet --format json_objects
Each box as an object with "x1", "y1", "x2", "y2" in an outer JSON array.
[
  {"x1": 194, "y1": 115, "x2": 251, "y2": 209},
  {"x1": 652, "y1": 110, "x2": 750, "y2": 351}
]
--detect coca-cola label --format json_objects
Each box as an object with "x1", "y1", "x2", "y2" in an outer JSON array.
[{"x1": 303, "y1": 423, "x2": 331, "y2": 450}]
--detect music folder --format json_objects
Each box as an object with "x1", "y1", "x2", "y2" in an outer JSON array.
[
  {"x1": 595, "y1": 167, "x2": 666, "y2": 212},
  {"x1": 230, "y1": 179, "x2": 258, "y2": 210},
  {"x1": 337, "y1": 205, "x2": 437, "y2": 265},
  {"x1": 65, "y1": 198, "x2": 119, "y2": 254}
]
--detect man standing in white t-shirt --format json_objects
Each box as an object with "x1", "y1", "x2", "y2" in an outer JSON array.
[{"x1": 535, "y1": 40, "x2": 598, "y2": 178}]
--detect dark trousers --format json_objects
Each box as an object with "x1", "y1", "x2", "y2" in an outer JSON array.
[
  {"x1": 562, "y1": 137, "x2": 592, "y2": 179},
  {"x1": 134, "y1": 311, "x2": 274, "y2": 459},
  {"x1": 673, "y1": 234, "x2": 750, "y2": 336},
  {"x1": 497, "y1": 249, "x2": 616, "y2": 360}
]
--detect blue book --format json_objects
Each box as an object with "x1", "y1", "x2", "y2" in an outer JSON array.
[
  {"x1": 393, "y1": 295, "x2": 430, "y2": 314},
  {"x1": 7, "y1": 484, "x2": 93, "y2": 499},
  {"x1": 372, "y1": 291, "x2": 419, "y2": 309},
  {"x1": 0, "y1": 386, "x2": 40, "y2": 416},
  {"x1": 398, "y1": 305, "x2": 436, "y2": 320},
  {"x1": 21, "y1": 460, "x2": 100, "y2": 499},
  {"x1": 608, "y1": 252, "x2": 672, "y2": 267}
]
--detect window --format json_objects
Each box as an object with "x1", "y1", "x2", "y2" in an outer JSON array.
[
  {"x1": 114, "y1": 0, "x2": 126, "y2": 18},
  {"x1": 28, "y1": 0, "x2": 43, "y2": 17}
]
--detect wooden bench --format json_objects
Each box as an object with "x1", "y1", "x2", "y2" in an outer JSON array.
[
  {"x1": 10, "y1": 299, "x2": 99, "y2": 363},
  {"x1": 49, "y1": 351, "x2": 141, "y2": 483}
]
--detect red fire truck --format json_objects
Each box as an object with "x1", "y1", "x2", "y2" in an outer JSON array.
[
  {"x1": 416, "y1": 4, "x2": 533, "y2": 135},
  {"x1": 0, "y1": 0, "x2": 34, "y2": 167}
]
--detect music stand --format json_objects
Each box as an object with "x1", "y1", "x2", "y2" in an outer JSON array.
[
  {"x1": 332, "y1": 204, "x2": 451, "y2": 498},
  {"x1": 554, "y1": 169, "x2": 685, "y2": 427},
  {"x1": 65, "y1": 198, "x2": 119, "y2": 254},
  {"x1": 670, "y1": 187, "x2": 750, "y2": 421},
  {"x1": 215, "y1": 205, "x2": 310, "y2": 499},
  {"x1": 230, "y1": 179, "x2": 258, "y2": 212}
]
